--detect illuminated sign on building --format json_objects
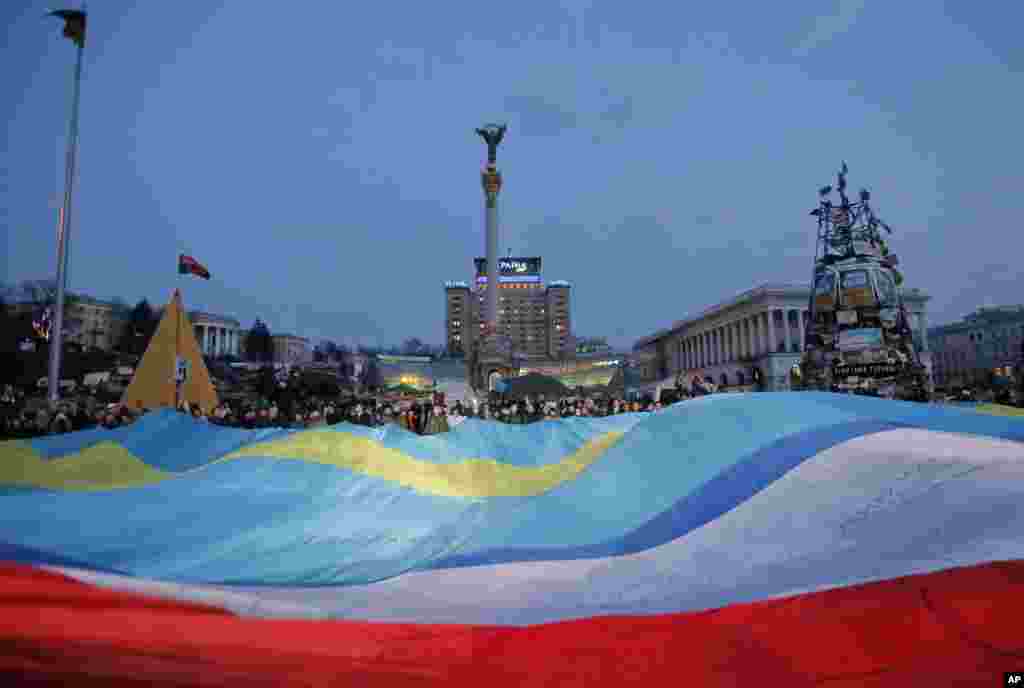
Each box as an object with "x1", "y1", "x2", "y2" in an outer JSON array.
[
  {"x1": 376, "y1": 355, "x2": 433, "y2": 364},
  {"x1": 475, "y1": 275, "x2": 542, "y2": 284},
  {"x1": 475, "y1": 257, "x2": 542, "y2": 277}
]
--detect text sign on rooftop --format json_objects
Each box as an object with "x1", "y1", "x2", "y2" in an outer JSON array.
[{"x1": 475, "y1": 257, "x2": 541, "y2": 277}]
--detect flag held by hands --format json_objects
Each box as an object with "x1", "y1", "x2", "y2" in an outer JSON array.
[
  {"x1": 49, "y1": 9, "x2": 87, "y2": 48},
  {"x1": 178, "y1": 254, "x2": 211, "y2": 280}
]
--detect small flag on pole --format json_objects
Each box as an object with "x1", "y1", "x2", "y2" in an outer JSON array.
[
  {"x1": 178, "y1": 254, "x2": 211, "y2": 280},
  {"x1": 49, "y1": 9, "x2": 87, "y2": 48}
]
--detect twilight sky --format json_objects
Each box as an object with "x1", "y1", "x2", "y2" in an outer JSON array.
[{"x1": 2, "y1": 1, "x2": 1023, "y2": 350}]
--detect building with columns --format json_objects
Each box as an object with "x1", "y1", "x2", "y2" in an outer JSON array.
[
  {"x1": 188, "y1": 311, "x2": 242, "y2": 358},
  {"x1": 634, "y1": 282, "x2": 931, "y2": 392}
]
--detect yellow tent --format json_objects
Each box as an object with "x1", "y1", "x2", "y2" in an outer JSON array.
[{"x1": 121, "y1": 290, "x2": 219, "y2": 414}]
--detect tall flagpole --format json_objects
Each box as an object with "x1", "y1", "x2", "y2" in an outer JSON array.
[{"x1": 47, "y1": 11, "x2": 86, "y2": 405}]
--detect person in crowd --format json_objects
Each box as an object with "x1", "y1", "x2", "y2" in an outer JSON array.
[{"x1": 400, "y1": 406, "x2": 414, "y2": 432}]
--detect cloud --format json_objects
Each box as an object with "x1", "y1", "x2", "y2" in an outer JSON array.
[
  {"x1": 793, "y1": 0, "x2": 866, "y2": 57},
  {"x1": 763, "y1": 229, "x2": 811, "y2": 251},
  {"x1": 599, "y1": 95, "x2": 634, "y2": 129},
  {"x1": 504, "y1": 94, "x2": 578, "y2": 137},
  {"x1": 965, "y1": 262, "x2": 1017, "y2": 285}
]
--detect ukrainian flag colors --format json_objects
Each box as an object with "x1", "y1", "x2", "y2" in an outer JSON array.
[{"x1": 1, "y1": 392, "x2": 1023, "y2": 686}]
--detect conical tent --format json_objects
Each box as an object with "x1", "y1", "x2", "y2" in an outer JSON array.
[{"x1": 121, "y1": 290, "x2": 218, "y2": 413}]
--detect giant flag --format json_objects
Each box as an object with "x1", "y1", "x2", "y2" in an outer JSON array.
[{"x1": 1, "y1": 393, "x2": 1022, "y2": 685}]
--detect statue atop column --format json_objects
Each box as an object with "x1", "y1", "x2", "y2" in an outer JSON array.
[
  {"x1": 476, "y1": 123, "x2": 507, "y2": 208},
  {"x1": 475, "y1": 123, "x2": 506, "y2": 166}
]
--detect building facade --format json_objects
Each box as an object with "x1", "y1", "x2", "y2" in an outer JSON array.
[
  {"x1": 928, "y1": 305, "x2": 1024, "y2": 389},
  {"x1": 575, "y1": 337, "x2": 613, "y2": 357},
  {"x1": 67, "y1": 296, "x2": 127, "y2": 351},
  {"x1": 634, "y1": 282, "x2": 931, "y2": 392},
  {"x1": 271, "y1": 334, "x2": 312, "y2": 366},
  {"x1": 5, "y1": 293, "x2": 127, "y2": 352},
  {"x1": 444, "y1": 256, "x2": 574, "y2": 362},
  {"x1": 188, "y1": 311, "x2": 242, "y2": 358}
]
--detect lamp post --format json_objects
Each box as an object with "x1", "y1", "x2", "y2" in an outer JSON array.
[{"x1": 46, "y1": 8, "x2": 87, "y2": 406}]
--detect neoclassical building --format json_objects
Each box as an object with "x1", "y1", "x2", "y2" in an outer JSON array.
[
  {"x1": 188, "y1": 311, "x2": 242, "y2": 358},
  {"x1": 634, "y1": 282, "x2": 931, "y2": 392}
]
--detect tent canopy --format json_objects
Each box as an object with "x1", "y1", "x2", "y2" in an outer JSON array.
[{"x1": 498, "y1": 372, "x2": 569, "y2": 400}]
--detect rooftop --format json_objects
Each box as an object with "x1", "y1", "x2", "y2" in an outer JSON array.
[
  {"x1": 929, "y1": 305, "x2": 1024, "y2": 335},
  {"x1": 187, "y1": 310, "x2": 241, "y2": 327}
]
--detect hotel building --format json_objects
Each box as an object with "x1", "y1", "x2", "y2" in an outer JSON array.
[{"x1": 444, "y1": 256, "x2": 574, "y2": 361}]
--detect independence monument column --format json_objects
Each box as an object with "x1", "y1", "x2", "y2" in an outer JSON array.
[{"x1": 475, "y1": 123, "x2": 506, "y2": 358}]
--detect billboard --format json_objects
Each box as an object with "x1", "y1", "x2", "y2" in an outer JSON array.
[
  {"x1": 475, "y1": 257, "x2": 541, "y2": 277},
  {"x1": 837, "y1": 328, "x2": 884, "y2": 352}
]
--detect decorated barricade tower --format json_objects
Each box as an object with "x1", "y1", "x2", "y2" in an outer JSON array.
[{"x1": 798, "y1": 163, "x2": 930, "y2": 400}]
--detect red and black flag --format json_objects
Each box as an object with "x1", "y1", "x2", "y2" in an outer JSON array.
[
  {"x1": 178, "y1": 254, "x2": 211, "y2": 280},
  {"x1": 49, "y1": 9, "x2": 87, "y2": 48}
]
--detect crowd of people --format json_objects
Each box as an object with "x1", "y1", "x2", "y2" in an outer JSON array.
[
  {"x1": 0, "y1": 384, "x2": 146, "y2": 439},
  {"x1": 1, "y1": 379, "x2": 678, "y2": 440},
  {"x1": 193, "y1": 393, "x2": 669, "y2": 433}
]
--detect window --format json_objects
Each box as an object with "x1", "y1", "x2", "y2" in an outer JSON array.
[{"x1": 874, "y1": 270, "x2": 898, "y2": 307}]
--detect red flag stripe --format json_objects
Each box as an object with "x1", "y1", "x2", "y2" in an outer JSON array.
[{"x1": 0, "y1": 560, "x2": 1019, "y2": 687}]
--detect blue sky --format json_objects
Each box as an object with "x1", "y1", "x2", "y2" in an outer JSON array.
[{"x1": 3, "y1": 0, "x2": 1023, "y2": 350}]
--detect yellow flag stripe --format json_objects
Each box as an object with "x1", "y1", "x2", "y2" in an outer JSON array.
[
  {"x1": 0, "y1": 430, "x2": 624, "y2": 497},
  {"x1": 0, "y1": 441, "x2": 170, "y2": 492},
  {"x1": 220, "y1": 430, "x2": 625, "y2": 498}
]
